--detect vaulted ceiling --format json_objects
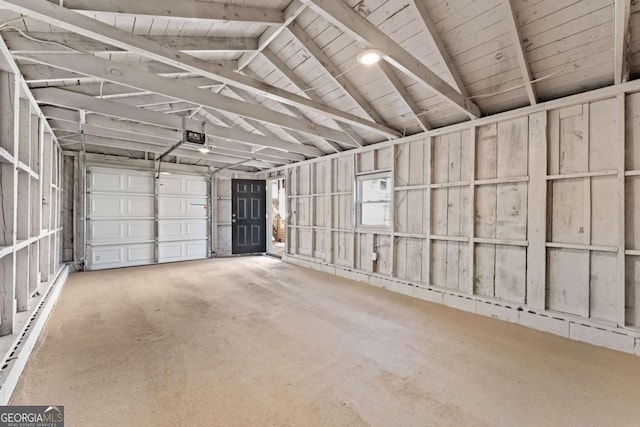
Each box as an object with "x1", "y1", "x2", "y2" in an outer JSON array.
[{"x1": 0, "y1": 0, "x2": 634, "y2": 170}]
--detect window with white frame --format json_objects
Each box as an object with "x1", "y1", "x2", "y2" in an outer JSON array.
[{"x1": 357, "y1": 172, "x2": 392, "y2": 228}]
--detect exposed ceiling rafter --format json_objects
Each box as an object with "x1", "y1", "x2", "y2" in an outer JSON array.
[
  {"x1": 237, "y1": 0, "x2": 307, "y2": 71},
  {"x1": 378, "y1": 61, "x2": 431, "y2": 132},
  {"x1": 51, "y1": 0, "x2": 284, "y2": 25},
  {"x1": 288, "y1": 21, "x2": 390, "y2": 128},
  {"x1": 614, "y1": 0, "x2": 632, "y2": 85},
  {"x1": 0, "y1": 0, "x2": 399, "y2": 138},
  {"x1": 19, "y1": 52, "x2": 358, "y2": 146},
  {"x1": 261, "y1": 48, "x2": 363, "y2": 149},
  {"x1": 219, "y1": 85, "x2": 332, "y2": 153},
  {"x1": 501, "y1": 0, "x2": 537, "y2": 105},
  {"x1": 302, "y1": 0, "x2": 481, "y2": 119},
  {"x1": 411, "y1": 0, "x2": 468, "y2": 97},
  {"x1": 42, "y1": 105, "x2": 305, "y2": 162},
  {"x1": 58, "y1": 134, "x2": 269, "y2": 169},
  {"x1": 4, "y1": 32, "x2": 258, "y2": 53},
  {"x1": 49, "y1": 119, "x2": 296, "y2": 164},
  {"x1": 33, "y1": 87, "x2": 324, "y2": 157},
  {"x1": 239, "y1": 67, "x2": 345, "y2": 154}
]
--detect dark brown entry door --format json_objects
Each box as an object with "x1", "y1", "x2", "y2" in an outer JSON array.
[{"x1": 232, "y1": 179, "x2": 266, "y2": 254}]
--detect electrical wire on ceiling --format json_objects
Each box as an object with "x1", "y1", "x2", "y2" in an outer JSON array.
[{"x1": 0, "y1": 25, "x2": 92, "y2": 54}]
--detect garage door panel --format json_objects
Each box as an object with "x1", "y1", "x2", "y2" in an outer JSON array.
[
  {"x1": 158, "y1": 197, "x2": 207, "y2": 218},
  {"x1": 88, "y1": 168, "x2": 210, "y2": 270},
  {"x1": 91, "y1": 194, "x2": 154, "y2": 218},
  {"x1": 91, "y1": 168, "x2": 154, "y2": 193},
  {"x1": 90, "y1": 243, "x2": 155, "y2": 270},
  {"x1": 158, "y1": 219, "x2": 207, "y2": 240},
  {"x1": 159, "y1": 240, "x2": 207, "y2": 262},
  {"x1": 91, "y1": 219, "x2": 154, "y2": 244},
  {"x1": 158, "y1": 174, "x2": 208, "y2": 196}
]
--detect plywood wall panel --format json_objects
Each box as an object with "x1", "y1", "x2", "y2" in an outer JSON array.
[
  {"x1": 476, "y1": 124, "x2": 498, "y2": 180},
  {"x1": 591, "y1": 177, "x2": 618, "y2": 247},
  {"x1": 375, "y1": 147, "x2": 393, "y2": 171},
  {"x1": 475, "y1": 243, "x2": 496, "y2": 298},
  {"x1": 314, "y1": 230, "x2": 325, "y2": 259},
  {"x1": 298, "y1": 229, "x2": 312, "y2": 256},
  {"x1": 626, "y1": 256, "x2": 640, "y2": 327},
  {"x1": 590, "y1": 252, "x2": 618, "y2": 324},
  {"x1": 431, "y1": 241, "x2": 448, "y2": 289},
  {"x1": 550, "y1": 179, "x2": 586, "y2": 244},
  {"x1": 626, "y1": 177, "x2": 640, "y2": 251},
  {"x1": 497, "y1": 118, "x2": 528, "y2": 177},
  {"x1": 495, "y1": 246, "x2": 526, "y2": 304},
  {"x1": 374, "y1": 235, "x2": 393, "y2": 276},
  {"x1": 282, "y1": 92, "x2": 638, "y2": 341},
  {"x1": 332, "y1": 231, "x2": 352, "y2": 268},
  {"x1": 625, "y1": 93, "x2": 640, "y2": 171},
  {"x1": 547, "y1": 248, "x2": 589, "y2": 316}
]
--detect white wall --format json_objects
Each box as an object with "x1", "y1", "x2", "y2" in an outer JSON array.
[{"x1": 261, "y1": 85, "x2": 640, "y2": 355}]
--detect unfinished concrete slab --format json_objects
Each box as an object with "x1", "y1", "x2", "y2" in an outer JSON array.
[{"x1": 11, "y1": 257, "x2": 640, "y2": 426}]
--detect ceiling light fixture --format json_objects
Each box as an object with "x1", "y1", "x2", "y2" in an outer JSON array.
[{"x1": 357, "y1": 49, "x2": 384, "y2": 65}]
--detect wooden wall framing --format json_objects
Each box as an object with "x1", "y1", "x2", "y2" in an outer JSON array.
[
  {"x1": 262, "y1": 82, "x2": 640, "y2": 355},
  {"x1": 0, "y1": 69, "x2": 63, "y2": 338}
]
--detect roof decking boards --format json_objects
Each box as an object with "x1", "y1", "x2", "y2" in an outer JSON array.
[{"x1": 0, "y1": 0, "x2": 631, "y2": 170}]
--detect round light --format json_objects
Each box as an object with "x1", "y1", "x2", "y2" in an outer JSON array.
[
  {"x1": 357, "y1": 49, "x2": 383, "y2": 65},
  {"x1": 199, "y1": 146, "x2": 210, "y2": 154}
]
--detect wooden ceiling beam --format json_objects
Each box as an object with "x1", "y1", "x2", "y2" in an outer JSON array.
[
  {"x1": 51, "y1": 0, "x2": 284, "y2": 25},
  {"x1": 0, "y1": 0, "x2": 399, "y2": 138},
  {"x1": 288, "y1": 22, "x2": 389, "y2": 127},
  {"x1": 614, "y1": 0, "x2": 632, "y2": 85},
  {"x1": 236, "y1": 68, "x2": 344, "y2": 154},
  {"x1": 261, "y1": 48, "x2": 363, "y2": 149},
  {"x1": 502, "y1": 0, "x2": 537, "y2": 105},
  {"x1": 378, "y1": 61, "x2": 431, "y2": 132},
  {"x1": 49, "y1": 119, "x2": 294, "y2": 164},
  {"x1": 4, "y1": 32, "x2": 258, "y2": 53},
  {"x1": 303, "y1": 0, "x2": 481, "y2": 119},
  {"x1": 43, "y1": 105, "x2": 303, "y2": 162},
  {"x1": 59, "y1": 134, "x2": 269, "y2": 169},
  {"x1": 33, "y1": 87, "x2": 324, "y2": 157},
  {"x1": 237, "y1": 0, "x2": 307, "y2": 71},
  {"x1": 411, "y1": 0, "x2": 468, "y2": 97},
  {"x1": 20, "y1": 52, "x2": 357, "y2": 146}
]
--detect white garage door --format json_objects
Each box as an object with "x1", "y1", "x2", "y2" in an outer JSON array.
[
  {"x1": 158, "y1": 173, "x2": 209, "y2": 263},
  {"x1": 88, "y1": 167, "x2": 155, "y2": 270},
  {"x1": 87, "y1": 167, "x2": 209, "y2": 270}
]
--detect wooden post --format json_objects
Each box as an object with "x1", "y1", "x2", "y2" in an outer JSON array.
[
  {"x1": 0, "y1": 71, "x2": 18, "y2": 336},
  {"x1": 467, "y1": 128, "x2": 476, "y2": 295},
  {"x1": 526, "y1": 110, "x2": 548, "y2": 310},
  {"x1": 617, "y1": 94, "x2": 626, "y2": 326},
  {"x1": 583, "y1": 104, "x2": 592, "y2": 317},
  {"x1": 424, "y1": 136, "x2": 432, "y2": 286},
  {"x1": 16, "y1": 97, "x2": 30, "y2": 312},
  {"x1": 325, "y1": 159, "x2": 332, "y2": 264}
]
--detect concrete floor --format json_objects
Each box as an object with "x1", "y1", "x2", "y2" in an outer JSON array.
[{"x1": 11, "y1": 257, "x2": 640, "y2": 426}]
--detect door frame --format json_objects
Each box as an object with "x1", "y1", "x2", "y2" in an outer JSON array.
[{"x1": 266, "y1": 176, "x2": 285, "y2": 257}]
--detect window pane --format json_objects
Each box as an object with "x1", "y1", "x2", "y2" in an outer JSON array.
[
  {"x1": 360, "y1": 201, "x2": 391, "y2": 226},
  {"x1": 361, "y1": 177, "x2": 390, "y2": 202}
]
